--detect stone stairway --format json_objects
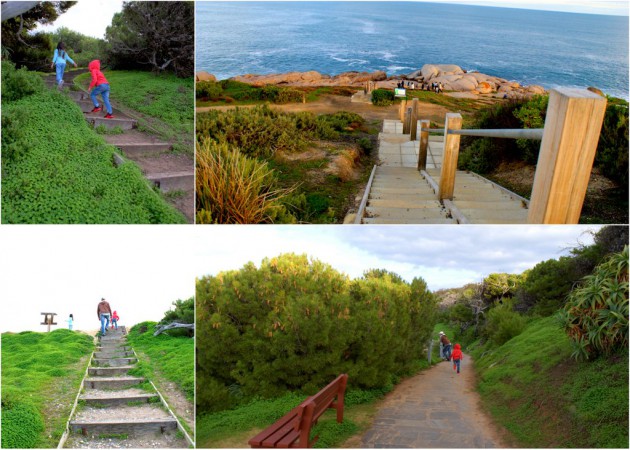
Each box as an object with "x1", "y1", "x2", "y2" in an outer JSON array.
[
  {"x1": 356, "y1": 119, "x2": 528, "y2": 224},
  {"x1": 44, "y1": 73, "x2": 194, "y2": 223},
  {"x1": 64, "y1": 327, "x2": 188, "y2": 448}
]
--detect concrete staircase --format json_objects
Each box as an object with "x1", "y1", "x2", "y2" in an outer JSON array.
[
  {"x1": 44, "y1": 73, "x2": 194, "y2": 223},
  {"x1": 64, "y1": 327, "x2": 187, "y2": 448},
  {"x1": 356, "y1": 119, "x2": 529, "y2": 224}
]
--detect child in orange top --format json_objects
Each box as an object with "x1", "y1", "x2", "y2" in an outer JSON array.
[
  {"x1": 88, "y1": 60, "x2": 114, "y2": 118},
  {"x1": 452, "y1": 343, "x2": 463, "y2": 374}
]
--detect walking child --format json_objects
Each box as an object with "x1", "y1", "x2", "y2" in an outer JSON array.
[
  {"x1": 111, "y1": 310, "x2": 119, "y2": 330},
  {"x1": 51, "y1": 42, "x2": 77, "y2": 89},
  {"x1": 452, "y1": 343, "x2": 463, "y2": 374},
  {"x1": 88, "y1": 60, "x2": 114, "y2": 118},
  {"x1": 67, "y1": 313, "x2": 74, "y2": 331}
]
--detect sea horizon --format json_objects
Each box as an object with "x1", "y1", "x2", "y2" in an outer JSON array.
[{"x1": 196, "y1": 1, "x2": 629, "y2": 100}]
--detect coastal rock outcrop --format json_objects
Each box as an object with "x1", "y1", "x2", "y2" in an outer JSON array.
[
  {"x1": 196, "y1": 71, "x2": 216, "y2": 82},
  {"x1": 230, "y1": 70, "x2": 386, "y2": 87}
]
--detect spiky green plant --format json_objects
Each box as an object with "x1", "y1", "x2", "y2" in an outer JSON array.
[
  {"x1": 195, "y1": 139, "x2": 295, "y2": 224},
  {"x1": 560, "y1": 245, "x2": 628, "y2": 360}
]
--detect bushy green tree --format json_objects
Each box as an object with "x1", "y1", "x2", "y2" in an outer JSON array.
[
  {"x1": 1, "y1": 2, "x2": 75, "y2": 70},
  {"x1": 196, "y1": 254, "x2": 438, "y2": 413},
  {"x1": 105, "y1": 1, "x2": 193, "y2": 77},
  {"x1": 482, "y1": 300, "x2": 528, "y2": 346},
  {"x1": 371, "y1": 89, "x2": 395, "y2": 106},
  {"x1": 160, "y1": 298, "x2": 194, "y2": 324}
]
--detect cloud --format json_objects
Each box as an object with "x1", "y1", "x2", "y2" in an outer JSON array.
[{"x1": 36, "y1": 0, "x2": 124, "y2": 39}]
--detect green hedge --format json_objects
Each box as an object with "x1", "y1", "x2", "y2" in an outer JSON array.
[{"x1": 371, "y1": 88, "x2": 395, "y2": 106}]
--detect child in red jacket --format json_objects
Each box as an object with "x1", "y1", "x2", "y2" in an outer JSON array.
[
  {"x1": 452, "y1": 343, "x2": 463, "y2": 374},
  {"x1": 88, "y1": 60, "x2": 114, "y2": 118}
]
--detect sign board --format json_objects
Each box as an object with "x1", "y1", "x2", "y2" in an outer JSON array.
[{"x1": 394, "y1": 88, "x2": 406, "y2": 98}]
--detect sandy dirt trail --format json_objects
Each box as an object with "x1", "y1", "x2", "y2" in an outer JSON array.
[{"x1": 358, "y1": 354, "x2": 509, "y2": 448}]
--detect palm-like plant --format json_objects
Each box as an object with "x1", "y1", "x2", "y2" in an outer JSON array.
[{"x1": 560, "y1": 246, "x2": 629, "y2": 360}]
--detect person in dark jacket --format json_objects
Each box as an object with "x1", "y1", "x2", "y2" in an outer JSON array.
[{"x1": 439, "y1": 331, "x2": 452, "y2": 360}]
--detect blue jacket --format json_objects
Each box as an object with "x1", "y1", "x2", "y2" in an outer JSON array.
[{"x1": 52, "y1": 49, "x2": 75, "y2": 65}]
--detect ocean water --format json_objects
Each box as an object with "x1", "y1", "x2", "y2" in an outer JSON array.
[{"x1": 196, "y1": 1, "x2": 629, "y2": 99}]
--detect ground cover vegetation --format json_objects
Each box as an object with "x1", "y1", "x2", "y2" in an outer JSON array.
[
  {"x1": 196, "y1": 254, "x2": 439, "y2": 446},
  {"x1": 434, "y1": 225, "x2": 628, "y2": 447},
  {"x1": 195, "y1": 80, "x2": 358, "y2": 107},
  {"x1": 196, "y1": 105, "x2": 377, "y2": 223},
  {"x1": 1, "y1": 329, "x2": 93, "y2": 448},
  {"x1": 1, "y1": 61, "x2": 186, "y2": 223},
  {"x1": 457, "y1": 95, "x2": 629, "y2": 223}
]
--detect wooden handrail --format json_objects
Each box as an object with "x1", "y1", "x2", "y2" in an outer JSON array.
[{"x1": 418, "y1": 128, "x2": 544, "y2": 139}]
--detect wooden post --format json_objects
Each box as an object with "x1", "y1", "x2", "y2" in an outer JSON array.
[
  {"x1": 410, "y1": 98, "x2": 419, "y2": 141},
  {"x1": 528, "y1": 88, "x2": 607, "y2": 224},
  {"x1": 403, "y1": 107, "x2": 412, "y2": 135},
  {"x1": 418, "y1": 119, "x2": 430, "y2": 171},
  {"x1": 399, "y1": 99, "x2": 407, "y2": 123},
  {"x1": 40, "y1": 312, "x2": 57, "y2": 332},
  {"x1": 438, "y1": 113, "x2": 463, "y2": 201}
]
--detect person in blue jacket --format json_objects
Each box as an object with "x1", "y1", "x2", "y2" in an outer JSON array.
[{"x1": 50, "y1": 41, "x2": 77, "y2": 89}]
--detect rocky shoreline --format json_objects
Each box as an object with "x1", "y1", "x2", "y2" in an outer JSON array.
[{"x1": 196, "y1": 64, "x2": 547, "y2": 98}]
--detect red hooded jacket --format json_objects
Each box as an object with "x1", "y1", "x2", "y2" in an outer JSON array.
[
  {"x1": 451, "y1": 343, "x2": 463, "y2": 361},
  {"x1": 88, "y1": 60, "x2": 109, "y2": 89}
]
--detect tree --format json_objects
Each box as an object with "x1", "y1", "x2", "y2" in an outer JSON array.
[
  {"x1": 105, "y1": 1, "x2": 193, "y2": 77},
  {"x1": 1, "y1": 2, "x2": 76, "y2": 69}
]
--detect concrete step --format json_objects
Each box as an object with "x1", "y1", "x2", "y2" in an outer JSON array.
[
  {"x1": 84, "y1": 377, "x2": 144, "y2": 390},
  {"x1": 96, "y1": 345, "x2": 131, "y2": 352},
  {"x1": 363, "y1": 217, "x2": 455, "y2": 224},
  {"x1": 457, "y1": 208, "x2": 529, "y2": 224},
  {"x1": 88, "y1": 366, "x2": 135, "y2": 377},
  {"x1": 103, "y1": 130, "x2": 172, "y2": 157},
  {"x1": 367, "y1": 199, "x2": 443, "y2": 209},
  {"x1": 370, "y1": 187, "x2": 436, "y2": 195},
  {"x1": 66, "y1": 90, "x2": 88, "y2": 101},
  {"x1": 70, "y1": 404, "x2": 178, "y2": 436},
  {"x1": 365, "y1": 206, "x2": 450, "y2": 222},
  {"x1": 94, "y1": 350, "x2": 134, "y2": 359},
  {"x1": 146, "y1": 171, "x2": 194, "y2": 193},
  {"x1": 452, "y1": 200, "x2": 527, "y2": 210},
  {"x1": 79, "y1": 393, "x2": 159, "y2": 407},
  {"x1": 92, "y1": 357, "x2": 137, "y2": 367}
]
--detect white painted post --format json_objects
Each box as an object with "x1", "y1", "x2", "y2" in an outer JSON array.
[
  {"x1": 418, "y1": 119, "x2": 430, "y2": 171},
  {"x1": 528, "y1": 88, "x2": 607, "y2": 224},
  {"x1": 438, "y1": 113, "x2": 463, "y2": 201}
]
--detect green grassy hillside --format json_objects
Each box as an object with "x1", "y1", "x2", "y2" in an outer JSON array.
[
  {"x1": 471, "y1": 316, "x2": 628, "y2": 448},
  {"x1": 1, "y1": 330, "x2": 93, "y2": 448}
]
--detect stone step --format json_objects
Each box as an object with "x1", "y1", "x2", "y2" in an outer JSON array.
[
  {"x1": 87, "y1": 116, "x2": 137, "y2": 131},
  {"x1": 456, "y1": 208, "x2": 529, "y2": 224},
  {"x1": 70, "y1": 405, "x2": 177, "y2": 436},
  {"x1": 102, "y1": 130, "x2": 172, "y2": 157},
  {"x1": 70, "y1": 418, "x2": 178, "y2": 437},
  {"x1": 88, "y1": 366, "x2": 135, "y2": 377},
  {"x1": 452, "y1": 200, "x2": 527, "y2": 210},
  {"x1": 79, "y1": 393, "x2": 159, "y2": 407},
  {"x1": 94, "y1": 350, "x2": 134, "y2": 359},
  {"x1": 370, "y1": 192, "x2": 437, "y2": 201},
  {"x1": 66, "y1": 90, "x2": 88, "y2": 101},
  {"x1": 146, "y1": 171, "x2": 194, "y2": 193},
  {"x1": 92, "y1": 357, "x2": 137, "y2": 367},
  {"x1": 96, "y1": 345, "x2": 131, "y2": 352},
  {"x1": 84, "y1": 377, "x2": 144, "y2": 390},
  {"x1": 370, "y1": 187, "x2": 435, "y2": 195}
]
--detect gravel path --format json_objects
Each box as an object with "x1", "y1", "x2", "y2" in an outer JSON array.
[{"x1": 360, "y1": 354, "x2": 508, "y2": 448}]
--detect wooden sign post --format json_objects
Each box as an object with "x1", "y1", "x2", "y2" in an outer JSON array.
[{"x1": 40, "y1": 312, "x2": 57, "y2": 332}]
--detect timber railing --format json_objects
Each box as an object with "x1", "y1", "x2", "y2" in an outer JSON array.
[{"x1": 400, "y1": 88, "x2": 607, "y2": 224}]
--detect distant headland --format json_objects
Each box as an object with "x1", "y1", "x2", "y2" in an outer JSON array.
[{"x1": 196, "y1": 64, "x2": 548, "y2": 99}]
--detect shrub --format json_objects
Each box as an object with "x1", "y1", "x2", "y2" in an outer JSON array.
[
  {"x1": 1, "y1": 106, "x2": 33, "y2": 163},
  {"x1": 371, "y1": 88, "x2": 395, "y2": 106},
  {"x1": 595, "y1": 99, "x2": 629, "y2": 189},
  {"x1": 196, "y1": 80, "x2": 223, "y2": 100},
  {"x1": 560, "y1": 246, "x2": 629, "y2": 360},
  {"x1": 1, "y1": 60, "x2": 44, "y2": 103},
  {"x1": 195, "y1": 139, "x2": 296, "y2": 224},
  {"x1": 483, "y1": 301, "x2": 528, "y2": 346}
]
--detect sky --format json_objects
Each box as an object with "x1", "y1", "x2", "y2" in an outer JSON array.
[
  {"x1": 193, "y1": 224, "x2": 603, "y2": 291},
  {"x1": 35, "y1": 0, "x2": 124, "y2": 39},
  {"x1": 417, "y1": 0, "x2": 629, "y2": 15},
  {"x1": 0, "y1": 227, "x2": 195, "y2": 333}
]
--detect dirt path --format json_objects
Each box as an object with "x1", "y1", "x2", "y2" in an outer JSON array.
[
  {"x1": 197, "y1": 94, "x2": 451, "y2": 123},
  {"x1": 358, "y1": 354, "x2": 509, "y2": 448}
]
